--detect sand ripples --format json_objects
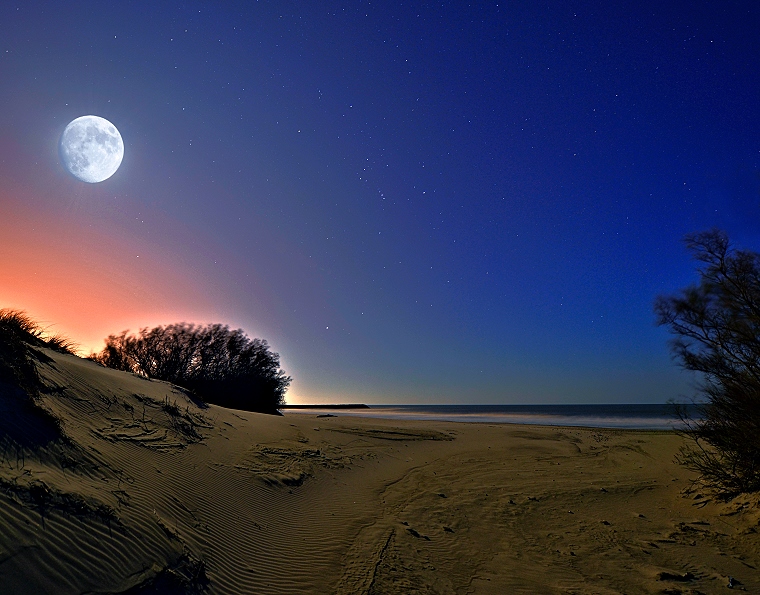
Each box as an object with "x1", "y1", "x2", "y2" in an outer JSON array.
[{"x1": 3, "y1": 350, "x2": 759, "y2": 593}]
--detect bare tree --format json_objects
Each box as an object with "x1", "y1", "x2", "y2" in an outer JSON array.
[
  {"x1": 655, "y1": 229, "x2": 760, "y2": 497},
  {"x1": 92, "y1": 323, "x2": 291, "y2": 414}
]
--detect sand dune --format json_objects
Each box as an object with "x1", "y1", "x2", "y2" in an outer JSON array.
[{"x1": 0, "y1": 348, "x2": 758, "y2": 593}]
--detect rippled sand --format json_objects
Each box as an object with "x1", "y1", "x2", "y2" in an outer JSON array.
[{"x1": 1, "y1": 348, "x2": 758, "y2": 594}]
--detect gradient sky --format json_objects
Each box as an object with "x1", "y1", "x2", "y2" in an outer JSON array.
[{"x1": 1, "y1": 2, "x2": 758, "y2": 404}]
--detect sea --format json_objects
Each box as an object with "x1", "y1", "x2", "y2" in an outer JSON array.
[{"x1": 283, "y1": 404, "x2": 700, "y2": 430}]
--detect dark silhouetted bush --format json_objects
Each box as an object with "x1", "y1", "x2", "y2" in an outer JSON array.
[
  {"x1": 91, "y1": 323, "x2": 290, "y2": 414},
  {"x1": 655, "y1": 230, "x2": 760, "y2": 497}
]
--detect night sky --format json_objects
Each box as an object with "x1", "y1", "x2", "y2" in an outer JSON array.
[{"x1": 1, "y1": 2, "x2": 758, "y2": 405}]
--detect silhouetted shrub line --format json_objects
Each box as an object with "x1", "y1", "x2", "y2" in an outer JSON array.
[
  {"x1": 656, "y1": 229, "x2": 760, "y2": 498},
  {"x1": 91, "y1": 323, "x2": 291, "y2": 414}
]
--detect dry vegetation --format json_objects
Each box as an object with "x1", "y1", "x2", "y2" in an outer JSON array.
[{"x1": 0, "y1": 308, "x2": 757, "y2": 593}]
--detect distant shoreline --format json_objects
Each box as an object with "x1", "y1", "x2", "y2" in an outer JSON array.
[
  {"x1": 279, "y1": 404, "x2": 371, "y2": 409},
  {"x1": 280, "y1": 403, "x2": 692, "y2": 430},
  {"x1": 3, "y1": 348, "x2": 754, "y2": 593}
]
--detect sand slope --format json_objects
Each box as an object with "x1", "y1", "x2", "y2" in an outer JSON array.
[{"x1": 0, "y1": 348, "x2": 758, "y2": 593}]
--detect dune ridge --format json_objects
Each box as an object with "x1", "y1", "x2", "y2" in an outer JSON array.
[{"x1": 0, "y1": 348, "x2": 758, "y2": 593}]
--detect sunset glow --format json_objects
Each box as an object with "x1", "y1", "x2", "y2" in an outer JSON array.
[{"x1": 1, "y1": 3, "x2": 758, "y2": 405}]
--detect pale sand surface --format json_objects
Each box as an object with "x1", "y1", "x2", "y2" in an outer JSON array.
[{"x1": 1, "y1": 349, "x2": 758, "y2": 594}]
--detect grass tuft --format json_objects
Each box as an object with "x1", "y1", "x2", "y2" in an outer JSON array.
[
  {"x1": 44, "y1": 334, "x2": 79, "y2": 354},
  {"x1": 0, "y1": 309, "x2": 44, "y2": 341},
  {"x1": 0, "y1": 308, "x2": 77, "y2": 355}
]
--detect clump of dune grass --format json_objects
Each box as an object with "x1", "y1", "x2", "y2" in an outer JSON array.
[
  {"x1": 0, "y1": 308, "x2": 75, "y2": 406},
  {"x1": 0, "y1": 309, "x2": 68, "y2": 446},
  {"x1": 0, "y1": 309, "x2": 42, "y2": 337},
  {"x1": 44, "y1": 333, "x2": 79, "y2": 354},
  {"x1": 0, "y1": 310, "x2": 43, "y2": 398},
  {"x1": 0, "y1": 309, "x2": 78, "y2": 355}
]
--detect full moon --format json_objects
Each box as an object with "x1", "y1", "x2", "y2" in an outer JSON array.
[{"x1": 59, "y1": 115, "x2": 124, "y2": 183}]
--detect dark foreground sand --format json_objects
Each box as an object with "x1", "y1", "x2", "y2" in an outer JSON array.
[{"x1": 0, "y1": 348, "x2": 758, "y2": 594}]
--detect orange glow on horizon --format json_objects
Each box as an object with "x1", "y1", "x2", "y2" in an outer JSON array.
[
  {"x1": 0, "y1": 190, "x2": 218, "y2": 355},
  {"x1": 2, "y1": 186, "x2": 303, "y2": 400}
]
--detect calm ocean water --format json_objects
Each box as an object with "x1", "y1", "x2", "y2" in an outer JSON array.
[{"x1": 284, "y1": 404, "x2": 699, "y2": 430}]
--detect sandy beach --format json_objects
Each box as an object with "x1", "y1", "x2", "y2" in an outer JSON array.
[{"x1": 1, "y1": 348, "x2": 758, "y2": 594}]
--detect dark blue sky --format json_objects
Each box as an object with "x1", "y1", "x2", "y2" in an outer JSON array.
[{"x1": 1, "y1": 1, "x2": 758, "y2": 404}]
